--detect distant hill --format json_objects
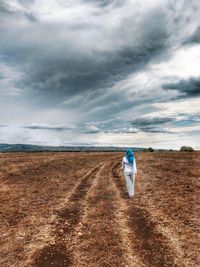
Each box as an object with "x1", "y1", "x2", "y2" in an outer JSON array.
[{"x1": 0, "y1": 144, "x2": 145, "y2": 152}]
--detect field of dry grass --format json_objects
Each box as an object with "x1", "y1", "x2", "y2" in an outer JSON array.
[{"x1": 0, "y1": 151, "x2": 199, "y2": 267}]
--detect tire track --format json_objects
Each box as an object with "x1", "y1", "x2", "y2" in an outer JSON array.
[
  {"x1": 109, "y1": 161, "x2": 145, "y2": 267},
  {"x1": 30, "y1": 162, "x2": 105, "y2": 267},
  {"x1": 112, "y1": 161, "x2": 177, "y2": 267},
  {"x1": 70, "y1": 159, "x2": 127, "y2": 266}
]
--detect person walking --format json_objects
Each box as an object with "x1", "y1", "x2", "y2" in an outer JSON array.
[{"x1": 122, "y1": 149, "x2": 137, "y2": 198}]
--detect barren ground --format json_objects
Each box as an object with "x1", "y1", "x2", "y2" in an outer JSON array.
[{"x1": 0, "y1": 152, "x2": 199, "y2": 267}]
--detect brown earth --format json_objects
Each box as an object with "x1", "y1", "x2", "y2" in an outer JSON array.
[{"x1": 0, "y1": 152, "x2": 199, "y2": 267}]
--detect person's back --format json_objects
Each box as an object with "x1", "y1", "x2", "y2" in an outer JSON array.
[
  {"x1": 122, "y1": 149, "x2": 137, "y2": 198},
  {"x1": 122, "y1": 155, "x2": 137, "y2": 173}
]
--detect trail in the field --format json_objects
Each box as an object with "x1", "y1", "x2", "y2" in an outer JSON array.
[
  {"x1": 31, "y1": 157, "x2": 177, "y2": 267},
  {"x1": 112, "y1": 161, "x2": 177, "y2": 267},
  {"x1": 0, "y1": 153, "x2": 117, "y2": 267},
  {"x1": 31, "y1": 163, "x2": 105, "y2": 267},
  {"x1": 72, "y1": 160, "x2": 132, "y2": 267}
]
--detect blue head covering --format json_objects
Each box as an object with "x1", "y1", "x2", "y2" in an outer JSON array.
[{"x1": 126, "y1": 149, "x2": 134, "y2": 164}]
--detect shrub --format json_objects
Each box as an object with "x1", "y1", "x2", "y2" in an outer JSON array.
[
  {"x1": 180, "y1": 146, "x2": 194, "y2": 152},
  {"x1": 143, "y1": 147, "x2": 154, "y2": 152}
]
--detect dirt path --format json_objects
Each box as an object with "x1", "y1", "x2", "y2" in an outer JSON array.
[
  {"x1": 112, "y1": 161, "x2": 176, "y2": 267},
  {"x1": 0, "y1": 153, "x2": 117, "y2": 267},
  {"x1": 31, "y1": 157, "x2": 177, "y2": 267},
  {"x1": 31, "y1": 163, "x2": 105, "y2": 267}
]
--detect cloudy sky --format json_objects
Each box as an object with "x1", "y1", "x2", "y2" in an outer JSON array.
[{"x1": 0, "y1": 0, "x2": 200, "y2": 149}]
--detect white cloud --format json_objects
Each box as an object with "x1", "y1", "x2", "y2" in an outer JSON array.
[
  {"x1": 150, "y1": 45, "x2": 200, "y2": 79},
  {"x1": 152, "y1": 98, "x2": 200, "y2": 117}
]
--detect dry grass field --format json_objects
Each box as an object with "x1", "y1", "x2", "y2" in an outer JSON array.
[{"x1": 0, "y1": 151, "x2": 199, "y2": 267}]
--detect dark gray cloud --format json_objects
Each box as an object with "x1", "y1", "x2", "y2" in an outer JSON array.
[
  {"x1": 138, "y1": 126, "x2": 172, "y2": 133},
  {"x1": 184, "y1": 26, "x2": 200, "y2": 44},
  {"x1": 0, "y1": 0, "x2": 170, "y2": 105},
  {"x1": 85, "y1": 0, "x2": 113, "y2": 7},
  {"x1": 1, "y1": 0, "x2": 198, "y2": 107},
  {"x1": 163, "y1": 77, "x2": 200, "y2": 98},
  {"x1": 24, "y1": 124, "x2": 72, "y2": 131},
  {"x1": 0, "y1": 0, "x2": 37, "y2": 21},
  {"x1": 130, "y1": 117, "x2": 174, "y2": 126},
  {"x1": 0, "y1": 123, "x2": 72, "y2": 131},
  {"x1": 8, "y1": 29, "x2": 167, "y2": 104},
  {"x1": 85, "y1": 0, "x2": 128, "y2": 8},
  {"x1": 0, "y1": 2, "x2": 12, "y2": 15},
  {"x1": 129, "y1": 116, "x2": 174, "y2": 133}
]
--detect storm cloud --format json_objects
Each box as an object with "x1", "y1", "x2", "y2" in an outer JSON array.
[
  {"x1": 0, "y1": 123, "x2": 72, "y2": 131},
  {"x1": 184, "y1": 26, "x2": 200, "y2": 44},
  {"x1": 129, "y1": 116, "x2": 174, "y2": 133},
  {"x1": 0, "y1": 0, "x2": 171, "y2": 104},
  {"x1": 163, "y1": 77, "x2": 200, "y2": 98},
  {"x1": 0, "y1": 0, "x2": 200, "y2": 149}
]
